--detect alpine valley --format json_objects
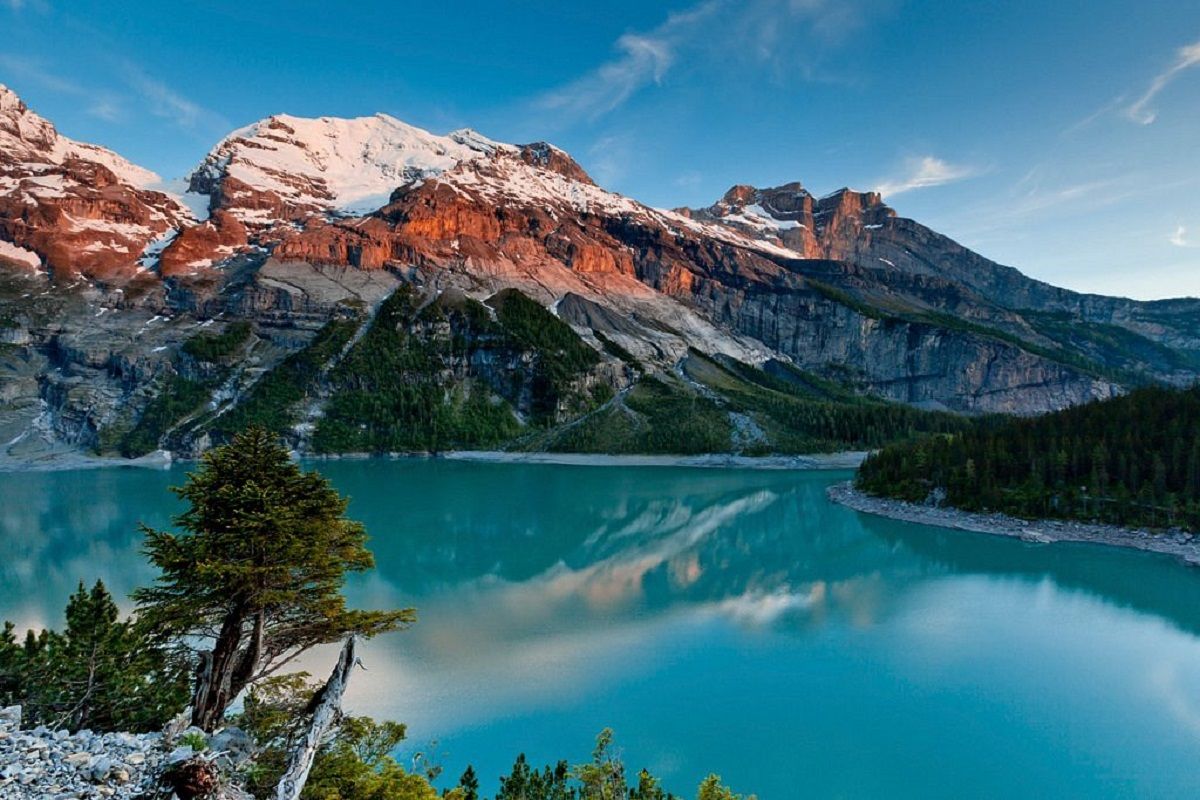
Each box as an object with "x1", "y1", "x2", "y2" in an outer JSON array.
[{"x1": 2, "y1": 83, "x2": 1199, "y2": 464}]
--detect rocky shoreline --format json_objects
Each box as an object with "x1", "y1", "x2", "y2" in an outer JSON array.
[
  {"x1": 0, "y1": 449, "x2": 173, "y2": 474},
  {"x1": 0, "y1": 705, "x2": 253, "y2": 799},
  {"x1": 827, "y1": 481, "x2": 1200, "y2": 566},
  {"x1": 1, "y1": 704, "x2": 170, "y2": 799}
]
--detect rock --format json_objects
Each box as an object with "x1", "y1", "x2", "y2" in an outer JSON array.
[
  {"x1": 168, "y1": 745, "x2": 196, "y2": 763},
  {"x1": 88, "y1": 755, "x2": 113, "y2": 781},
  {"x1": 209, "y1": 726, "x2": 255, "y2": 764}
]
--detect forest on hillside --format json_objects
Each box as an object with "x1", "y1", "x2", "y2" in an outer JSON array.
[{"x1": 856, "y1": 386, "x2": 1200, "y2": 531}]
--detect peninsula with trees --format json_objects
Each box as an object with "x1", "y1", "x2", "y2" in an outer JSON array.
[{"x1": 836, "y1": 385, "x2": 1200, "y2": 557}]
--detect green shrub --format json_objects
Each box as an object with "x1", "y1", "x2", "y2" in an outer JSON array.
[{"x1": 183, "y1": 321, "x2": 252, "y2": 362}]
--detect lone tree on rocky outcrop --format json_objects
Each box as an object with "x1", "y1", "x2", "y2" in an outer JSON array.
[{"x1": 134, "y1": 427, "x2": 411, "y2": 731}]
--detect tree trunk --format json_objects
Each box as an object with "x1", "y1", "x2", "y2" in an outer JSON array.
[
  {"x1": 191, "y1": 607, "x2": 247, "y2": 731},
  {"x1": 275, "y1": 636, "x2": 358, "y2": 800}
]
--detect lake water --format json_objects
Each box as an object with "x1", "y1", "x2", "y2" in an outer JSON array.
[{"x1": 3, "y1": 460, "x2": 1200, "y2": 798}]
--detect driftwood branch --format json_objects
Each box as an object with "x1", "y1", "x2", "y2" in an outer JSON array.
[{"x1": 274, "y1": 636, "x2": 358, "y2": 800}]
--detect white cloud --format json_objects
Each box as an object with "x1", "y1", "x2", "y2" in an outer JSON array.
[
  {"x1": 535, "y1": 0, "x2": 875, "y2": 122},
  {"x1": 0, "y1": 53, "x2": 224, "y2": 131},
  {"x1": 2, "y1": 0, "x2": 49, "y2": 12},
  {"x1": 1170, "y1": 224, "x2": 1190, "y2": 247},
  {"x1": 0, "y1": 53, "x2": 83, "y2": 95},
  {"x1": 538, "y1": 1, "x2": 719, "y2": 120},
  {"x1": 585, "y1": 134, "x2": 634, "y2": 186},
  {"x1": 874, "y1": 156, "x2": 978, "y2": 197},
  {"x1": 120, "y1": 64, "x2": 211, "y2": 129},
  {"x1": 1126, "y1": 39, "x2": 1200, "y2": 125},
  {"x1": 85, "y1": 97, "x2": 123, "y2": 123}
]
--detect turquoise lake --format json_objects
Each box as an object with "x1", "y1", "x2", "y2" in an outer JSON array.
[{"x1": 3, "y1": 460, "x2": 1200, "y2": 798}]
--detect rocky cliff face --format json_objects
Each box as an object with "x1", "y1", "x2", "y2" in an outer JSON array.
[
  {"x1": 0, "y1": 86, "x2": 1195, "y2": 462},
  {"x1": 0, "y1": 85, "x2": 202, "y2": 283}
]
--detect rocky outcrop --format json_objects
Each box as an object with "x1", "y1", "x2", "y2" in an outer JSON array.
[{"x1": 0, "y1": 84, "x2": 201, "y2": 283}]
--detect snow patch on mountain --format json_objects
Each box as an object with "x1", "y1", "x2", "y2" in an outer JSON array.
[
  {"x1": 191, "y1": 113, "x2": 510, "y2": 218},
  {"x1": 0, "y1": 239, "x2": 41, "y2": 270},
  {"x1": 0, "y1": 84, "x2": 162, "y2": 189}
]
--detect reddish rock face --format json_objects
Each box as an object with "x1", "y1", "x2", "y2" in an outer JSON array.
[
  {"x1": 0, "y1": 84, "x2": 195, "y2": 283},
  {"x1": 681, "y1": 181, "x2": 895, "y2": 262},
  {"x1": 158, "y1": 210, "x2": 248, "y2": 278},
  {"x1": 517, "y1": 142, "x2": 595, "y2": 185}
]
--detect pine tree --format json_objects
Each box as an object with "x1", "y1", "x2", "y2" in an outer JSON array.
[
  {"x1": 2, "y1": 581, "x2": 188, "y2": 731},
  {"x1": 134, "y1": 427, "x2": 412, "y2": 731},
  {"x1": 457, "y1": 765, "x2": 480, "y2": 800}
]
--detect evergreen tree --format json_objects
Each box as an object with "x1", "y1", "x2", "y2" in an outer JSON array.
[
  {"x1": 134, "y1": 427, "x2": 412, "y2": 731},
  {"x1": 696, "y1": 775, "x2": 754, "y2": 800},
  {"x1": 457, "y1": 765, "x2": 480, "y2": 800},
  {"x1": 496, "y1": 754, "x2": 575, "y2": 800},
  {"x1": 858, "y1": 385, "x2": 1200, "y2": 530},
  {"x1": 1, "y1": 581, "x2": 188, "y2": 731},
  {"x1": 575, "y1": 728, "x2": 627, "y2": 800}
]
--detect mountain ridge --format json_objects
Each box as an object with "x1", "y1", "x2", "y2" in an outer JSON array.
[{"x1": 0, "y1": 84, "x2": 1196, "y2": 463}]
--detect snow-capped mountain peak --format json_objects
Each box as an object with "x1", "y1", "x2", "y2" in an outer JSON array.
[
  {"x1": 0, "y1": 83, "x2": 162, "y2": 189},
  {"x1": 188, "y1": 112, "x2": 507, "y2": 221}
]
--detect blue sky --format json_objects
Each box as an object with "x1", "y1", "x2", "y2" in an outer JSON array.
[{"x1": 3, "y1": 0, "x2": 1200, "y2": 299}]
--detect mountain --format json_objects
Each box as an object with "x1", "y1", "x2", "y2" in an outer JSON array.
[
  {"x1": 0, "y1": 85, "x2": 200, "y2": 283},
  {"x1": 0, "y1": 85, "x2": 1197, "y2": 463}
]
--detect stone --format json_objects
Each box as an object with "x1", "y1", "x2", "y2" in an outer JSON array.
[
  {"x1": 88, "y1": 755, "x2": 113, "y2": 781},
  {"x1": 167, "y1": 745, "x2": 196, "y2": 763},
  {"x1": 0, "y1": 705, "x2": 21, "y2": 726},
  {"x1": 209, "y1": 726, "x2": 254, "y2": 764}
]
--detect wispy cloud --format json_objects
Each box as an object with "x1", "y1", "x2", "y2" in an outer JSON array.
[
  {"x1": 874, "y1": 156, "x2": 978, "y2": 197},
  {"x1": 1061, "y1": 94, "x2": 1126, "y2": 137},
  {"x1": 585, "y1": 134, "x2": 634, "y2": 186},
  {"x1": 1170, "y1": 224, "x2": 1191, "y2": 247},
  {"x1": 85, "y1": 97, "x2": 123, "y2": 123},
  {"x1": 0, "y1": 51, "x2": 226, "y2": 131},
  {"x1": 535, "y1": 0, "x2": 877, "y2": 122},
  {"x1": 538, "y1": 1, "x2": 720, "y2": 120},
  {"x1": 674, "y1": 170, "x2": 703, "y2": 190},
  {"x1": 0, "y1": 53, "x2": 83, "y2": 94},
  {"x1": 119, "y1": 62, "x2": 217, "y2": 129},
  {"x1": 1126, "y1": 38, "x2": 1200, "y2": 125},
  {"x1": 2, "y1": 0, "x2": 48, "y2": 12},
  {"x1": 0, "y1": 53, "x2": 127, "y2": 122}
]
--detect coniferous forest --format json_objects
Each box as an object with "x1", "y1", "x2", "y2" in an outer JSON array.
[{"x1": 856, "y1": 385, "x2": 1200, "y2": 531}]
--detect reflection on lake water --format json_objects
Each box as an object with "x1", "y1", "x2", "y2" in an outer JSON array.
[{"x1": 3, "y1": 460, "x2": 1200, "y2": 798}]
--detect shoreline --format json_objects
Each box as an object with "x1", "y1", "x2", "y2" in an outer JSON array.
[
  {"x1": 432, "y1": 450, "x2": 867, "y2": 470},
  {"x1": 0, "y1": 448, "x2": 174, "y2": 474},
  {"x1": 0, "y1": 447, "x2": 867, "y2": 474},
  {"x1": 827, "y1": 481, "x2": 1200, "y2": 567}
]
